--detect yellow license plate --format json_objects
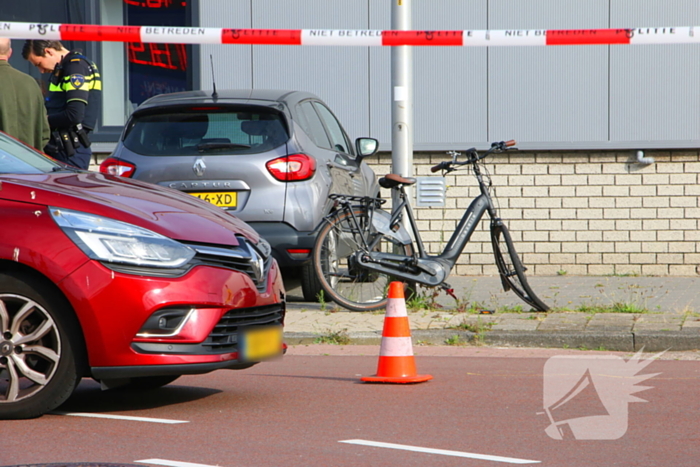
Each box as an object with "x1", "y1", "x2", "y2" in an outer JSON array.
[
  {"x1": 190, "y1": 191, "x2": 237, "y2": 207},
  {"x1": 241, "y1": 326, "x2": 283, "y2": 361}
]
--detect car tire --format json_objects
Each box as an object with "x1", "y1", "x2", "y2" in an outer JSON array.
[
  {"x1": 0, "y1": 272, "x2": 82, "y2": 419},
  {"x1": 301, "y1": 262, "x2": 324, "y2": 302}
]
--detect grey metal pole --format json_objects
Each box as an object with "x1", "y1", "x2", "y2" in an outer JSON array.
[{"x1": 391, "y1": 0, "x2": 413, "y2": 181}]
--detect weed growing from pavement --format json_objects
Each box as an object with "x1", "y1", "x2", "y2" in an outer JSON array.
[
  {"x1": 314, "y1": 328, "x2": 351, "y2": 345},
  {"x1": 605, "y1": 271, "x2": 640, "y2": 277},
  {"x1": 316, "y1": 290, "x2": 327, "y2": 312},
  {"x1": 444, "y1": 334, "x2": 467, "y2": 346},
  {"x1": 406, "y1": 286, "x2": 491, "y2": 314},
  {"x1": 574, "y1": 302, "x2": 649, "y2": 314},
  {"x1": 406, "y1": 290, "x2": 440, "y2": 312},
  {"x1": 452, "y1": 316, "x2": 496, "y2": 334},
  {"x1": 528, "y1": 314, "x2": 546, "y2": 321},
  {"x1": 496, "y1": 304, "x2": 525, "y2": 313}
]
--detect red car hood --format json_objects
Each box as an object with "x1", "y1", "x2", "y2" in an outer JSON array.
[{"x1": 0, "y1": 172, "x2": 259, "y2": 246}]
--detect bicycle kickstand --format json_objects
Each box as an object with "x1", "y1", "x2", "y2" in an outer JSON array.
[
  {"x1": 439, "y1": 282, "x2": 494, "y2": 314},
  {"x1": 439, "y1": 282, "x2": 458, "y2": 301}
]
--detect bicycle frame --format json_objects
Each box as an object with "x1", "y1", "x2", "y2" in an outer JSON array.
[
  {"x1": 355, "y1": 159, "x2": 500, "y2": 288},
  {"x1": 314, "y1": 140, "x2": 548, "y2": 312}
]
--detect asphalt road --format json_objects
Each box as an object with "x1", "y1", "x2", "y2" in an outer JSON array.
[{"x1": 1, "y1": 347, "x2": 699, "y2": 467}]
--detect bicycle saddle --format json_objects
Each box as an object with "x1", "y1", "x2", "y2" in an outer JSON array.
[{"x1": 379, "y1": 173, "x2": 417, "y2": 188}]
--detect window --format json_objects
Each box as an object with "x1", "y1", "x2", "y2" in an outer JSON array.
[
  {"x1": 313, "y1": 102, "x2": 352, "y2": 155},
  {"x1": 296, "y1": 101, "x2": 332, "y2": 149},
  {"x1": 122, "y1": 107, "x2": 288, "y2": 156},
  {"x1": 98, "y1": 0, "x2": 194, "y2": 129}
]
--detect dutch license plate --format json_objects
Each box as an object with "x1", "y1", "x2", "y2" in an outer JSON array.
[
  {"x1": 240, "y1": 326, "x2": 283, "y2": 361},
  {"x1": 190, "y1": 191, "x2": 237, "y2": 208}
]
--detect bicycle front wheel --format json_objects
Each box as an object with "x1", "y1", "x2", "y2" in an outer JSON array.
[
  {"x1": 313, "y1": 209, "x2": 412, "y2": 312},
  {"x1": 491, "y1": 222, "x2": 549, "y2": 311}
]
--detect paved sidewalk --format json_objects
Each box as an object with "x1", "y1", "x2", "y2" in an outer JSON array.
[{"x1": 282, "y1": 275, "x2": 700, "y2": 352}]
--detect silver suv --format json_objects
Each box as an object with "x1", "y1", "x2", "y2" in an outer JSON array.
[{"x1": 100, "y1": 89, "x2": 379, "y2": 301}]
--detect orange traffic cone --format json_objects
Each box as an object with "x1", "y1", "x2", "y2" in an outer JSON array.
[{"x1": 361, "y1": 282, "x2": 432, "y2": 384}]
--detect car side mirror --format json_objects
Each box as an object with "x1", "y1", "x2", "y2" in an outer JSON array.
[{"x1": 355, "y1": 137, "x2": 379, "y2": 159}]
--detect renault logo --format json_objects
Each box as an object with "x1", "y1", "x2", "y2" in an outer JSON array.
[
  {"x1": 193, "y1": 158, "x2": 206, "y2": 177},
  {"x1": 250, "y1": 249, "x2": 264, "y2": 284}
]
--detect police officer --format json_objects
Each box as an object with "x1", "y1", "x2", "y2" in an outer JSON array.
[{"x1": 22, "y1": 40, "x2": 101, "y2": 170}]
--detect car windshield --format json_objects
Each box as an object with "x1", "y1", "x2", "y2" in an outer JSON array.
[
  {"x1": 0, "y1": 132, "x2": 62, "y2": 174},
  {"x1": 123, "y1": 107, "x2": 289, "y2": 156}
]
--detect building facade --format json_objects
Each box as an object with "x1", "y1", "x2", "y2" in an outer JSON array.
[{"x1": 5, "y1": 0, "x2": 700, "y2": 277}]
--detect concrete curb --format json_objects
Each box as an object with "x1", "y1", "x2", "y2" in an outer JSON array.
[
  {"x1": 484, "y1": 331, "x2": 635, "y2": 351},
  {"x1": 634, "y1": 332, "x2": 700, "y2": 352}
]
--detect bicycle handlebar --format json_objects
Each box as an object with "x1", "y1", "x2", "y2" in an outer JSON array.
[
  {"x1": 430, "y1": 161, "x2": 451, "y2": 173},
  {"x1": 430, "y1": 140, "x2": 517, "y2": 173}
]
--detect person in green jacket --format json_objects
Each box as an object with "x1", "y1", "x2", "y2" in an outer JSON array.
[{"x1": 0, "y1": 38, "x2": 50, "y2": 152}]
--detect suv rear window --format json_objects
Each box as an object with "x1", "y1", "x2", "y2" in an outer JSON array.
[{"x1": 122, "y1": 107, "x2": 289, "y2": 156}]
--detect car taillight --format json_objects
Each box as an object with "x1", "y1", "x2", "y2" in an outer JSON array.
[
  {"x1": 100, "y1": 158, "x2": 136, "y2": 178},
  {"x1": 266, "y1": 154, "x2": 316, "y2": 182}
]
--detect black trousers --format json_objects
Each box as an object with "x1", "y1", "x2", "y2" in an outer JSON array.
[{"x1": 47, "y1": 143, "x2": 92, "y2": 170}]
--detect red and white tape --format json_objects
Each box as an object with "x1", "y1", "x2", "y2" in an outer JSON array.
[{"x1": 1, "y1": 22, "x2": 696, "y2": 46}]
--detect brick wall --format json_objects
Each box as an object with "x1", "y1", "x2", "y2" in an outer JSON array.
[{"x1": 370, "y1": 149, "x2": 700, "y2": 277}]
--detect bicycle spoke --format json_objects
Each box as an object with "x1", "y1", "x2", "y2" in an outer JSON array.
[{"x1": 314, "y1": 208, "x2": 412, "y2": 312}]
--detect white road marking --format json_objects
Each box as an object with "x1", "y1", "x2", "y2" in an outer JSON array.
[
  {"x1": 136, "y1": 460, "x2": 221, "y2": 467},
  {"x1": 339, "y1": 439, "x2": 540, "y2": 464},
  {"x1": 50, "y1": 411, "x2": 188, "y2": 424}
]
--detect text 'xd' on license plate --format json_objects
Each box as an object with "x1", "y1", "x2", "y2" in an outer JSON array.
[
  {"x1": 241, "y1": 326, "x2": 283, "y2": 361},
  {"x1": 190, "y1": 191, "x2": 237, "y2": 207}
]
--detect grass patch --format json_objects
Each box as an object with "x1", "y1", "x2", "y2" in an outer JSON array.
[
  {"x1": 314, "y1": 328, "x2": 351, "y2": 345},
  {"x1": 444, "y1": 334, "x2": 466, "y2": 346},
  {"x1": 605, "y1": 272, "x2": 639, "y2": 277},
  {"x1": 407, "y1": 290, "x2": 442, "y2": 312},
  {"x1": 571, "y1": 302, "x2": 648, "y2": 314},
  {"x1": 452, "y1": 317, "x2": 496, "y2": 334}
]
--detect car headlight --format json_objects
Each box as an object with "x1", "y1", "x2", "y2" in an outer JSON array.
[{"x1": 50, "y1": 207, "x2": 195, "y2": 268}]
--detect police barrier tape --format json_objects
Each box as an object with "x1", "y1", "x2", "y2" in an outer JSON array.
[{"x1": 1, "y1": 22, "x2": 696, "y2": 47}]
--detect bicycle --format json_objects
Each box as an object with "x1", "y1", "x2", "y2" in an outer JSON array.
[{"x1": 311, "y1": 140, "x2": 550, "y2": 312}]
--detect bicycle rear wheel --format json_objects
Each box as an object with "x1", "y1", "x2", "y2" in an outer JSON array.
[
  {"x1": 313, "y1": 208, "x2": 413, "y2": 312},
  {"x1": 491, "y1": 222, "x2": 549, "y2": 311}
]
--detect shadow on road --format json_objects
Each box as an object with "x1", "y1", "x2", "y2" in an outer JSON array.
[{"x1": 57, "y1": 378, "x2": 222, "y2": 413}]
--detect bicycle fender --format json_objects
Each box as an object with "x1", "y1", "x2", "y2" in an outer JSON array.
[{"x1": 371, "y1": 209, "x2": 413, "y2": 245}]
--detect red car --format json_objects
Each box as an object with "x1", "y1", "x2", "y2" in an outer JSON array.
[{"x1": 0, "y1": 132, "x2": 285, "y2": 419}]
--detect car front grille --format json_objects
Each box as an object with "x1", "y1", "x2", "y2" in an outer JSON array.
[
  {"x1": 185, "y1": 238, "x2": 272, "y2": 291},
  {"x1": 103, "y1": 237, "x2": 274, "y2": 289},
  {"x1": 203, "y1": 303, "x2": 285, "y2": 352}
]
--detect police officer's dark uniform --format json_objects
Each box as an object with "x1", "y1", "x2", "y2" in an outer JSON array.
[{"x1": 45, "y1": 50, "x2": 102, "y2": 170}]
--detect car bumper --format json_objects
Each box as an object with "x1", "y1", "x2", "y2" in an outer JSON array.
[
  {"x1": 59, "y1": 258, "x2": 286, "y2": 377},
  {"x1": 246, "y1": 222, "x2": 316, "y2": 268},
  {"x1": 91, "y1": 360, "x2": 257, "y2": 380}
]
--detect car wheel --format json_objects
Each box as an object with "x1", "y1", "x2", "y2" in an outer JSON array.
[
  {"x1": 0, "y1": 272, "x2": 81, "y2": 419},
  {"x1": 301, "y1": 261, "x2": 324, "y2": 302}
]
